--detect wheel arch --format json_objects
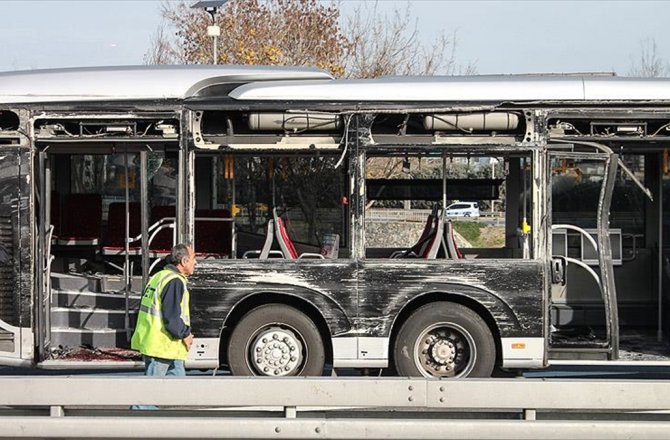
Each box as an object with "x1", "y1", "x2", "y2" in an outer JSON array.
[
  {"x1": 218, "y1": 291, "x2": 334, "y2": 368},
  {"x1": 388, "y1": 292, "x2": 503, "y2": 370}
]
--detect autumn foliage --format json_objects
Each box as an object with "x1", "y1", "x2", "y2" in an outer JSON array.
[{"x1": 152, "y1": 0, "x2": 346, "y2": 76}]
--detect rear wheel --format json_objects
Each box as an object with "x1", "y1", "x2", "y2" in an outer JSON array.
[
  {"x1": 227, "y1": 304, "x2": 325, "y2": 376},
  {"x1": 394, "y1": 302, "x2": 495, "y2": 378}
]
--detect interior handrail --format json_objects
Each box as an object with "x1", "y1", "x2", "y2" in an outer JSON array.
[
  {"x1": 551, "y1": 224, "x2": 599, "y2": 256},
  {"x1": 561, "y1": 256, "x2": 602, "y2": 290},
  {"x1": 126, "y1": 217, "x2": 234, "y2": 246}
]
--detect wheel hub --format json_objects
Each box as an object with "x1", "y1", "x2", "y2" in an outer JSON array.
[
  {"x1": 430, "y1": 339, "x2": 456, "y2": 365},
  {"x1": 251, "y1": 328, "x2": 303, "y2": 376},
  {"x1": 414, "y1": 324, "x2": 475, "y2": 378}
]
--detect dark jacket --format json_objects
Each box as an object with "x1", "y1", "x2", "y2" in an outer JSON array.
[{"x1": 161, "y1": 264, "x2": 191, "y2": 340}]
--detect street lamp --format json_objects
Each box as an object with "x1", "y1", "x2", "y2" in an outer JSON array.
[{"x1": 191, "y1": 0, "x2": 228, "y2": 64}]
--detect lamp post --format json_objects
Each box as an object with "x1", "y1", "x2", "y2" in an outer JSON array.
[{"x1": 191, "y1": 0, "x2": 228, "y2": 64}]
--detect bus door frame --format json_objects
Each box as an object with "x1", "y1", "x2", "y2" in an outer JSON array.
[{"x1": 547, "y1": 147, "x2": 619, "y2": 359}]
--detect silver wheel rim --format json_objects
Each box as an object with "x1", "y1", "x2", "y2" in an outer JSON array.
[
  {"x1": 413, "y1": 322, "x2": 477, "y2": 378},
  {"x1": 246, "y1": 325, "x2": 306, "y2": 376}
]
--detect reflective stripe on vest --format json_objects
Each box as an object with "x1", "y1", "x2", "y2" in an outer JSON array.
[
  {"x1": 131, "y1": 269, "x2": 190, "y2": 360},
  {"x1": 139, "y1": 303, "x2": 161, "y2": 318}
]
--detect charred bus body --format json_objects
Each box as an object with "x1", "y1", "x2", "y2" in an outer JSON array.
[{"x1": 0, "y1": 67, "x2": 667, "y2": 377}]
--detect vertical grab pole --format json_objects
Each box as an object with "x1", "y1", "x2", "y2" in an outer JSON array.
[
  {"x1": 442, "y1": 154, "x2": 447, "y2": 211},
  {"x1": 522, "y1": 157, "x2": 530, "y2": 259},
  {"x1": 658, "y1": 158, "x2": 664, "y2": 342},
  {"x1": 231, "y1": 157, "x2": 236, "y2": 258},
  {"x1": 522, "y1": 158, "x2": 528, "y2": 223},
  {"x1": 140, "y1": 151, "x2": 149, "y2": 289},
  {"x1": 123, "y1": 150, "x2": 131, "y2": 341}
]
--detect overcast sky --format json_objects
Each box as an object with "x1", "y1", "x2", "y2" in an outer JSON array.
[{"x1": 0, "y1": 1, "x2": 668, "y2": 75}]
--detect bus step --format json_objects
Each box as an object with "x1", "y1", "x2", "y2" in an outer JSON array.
[
  {"x1": 99, "y1": 275, "x2": 144, "y2": 294},
  {"x1": 51, "y1": 307, "x2": 138, "y2": 330},
  {"x1": 51, "y1": 328, "x2": 133, "y2": 348},
  {"x1": 52, "y1": 290, "x2": 141, "y2": 310},
  {"x1": 50, "y1": 272, "x2": 143, "y2": 294},
  {"x1": 50, "y1": 272, "x2": 102, "y2": 293},
  {"x1": 548, "y1": 347, "x2": 610, "y2": 361}
]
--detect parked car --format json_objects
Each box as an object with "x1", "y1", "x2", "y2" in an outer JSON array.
[{"x1": 446, "y1": 202, "x2": 480, "y2": 218}]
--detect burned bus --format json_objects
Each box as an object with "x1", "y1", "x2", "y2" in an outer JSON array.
[{"x1": 0, "y1": 66, "x2": 668, "y2": 377}]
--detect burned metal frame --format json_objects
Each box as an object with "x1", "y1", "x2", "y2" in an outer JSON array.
[
  {"x1": 5, "y1": 69, "x2": 667, "y2": 372},
  {"x1": 547, "y1": 148, "x2": 619, "y2": 358}
]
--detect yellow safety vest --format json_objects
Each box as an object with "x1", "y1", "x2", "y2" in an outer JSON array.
[{"x1": 131, "y1": 269, "x2": 191, "y2": 360}]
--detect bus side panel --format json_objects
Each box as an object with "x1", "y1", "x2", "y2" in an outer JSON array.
[
  {"x1": 357, "y1": 259, "x2": 545, "y2": 339},
  {"x1": 0, "y1": 147, "x2": 33, "y2": 338},
  {"x1": 189, "y1": 259, "x2": 357, "y2": 338}
]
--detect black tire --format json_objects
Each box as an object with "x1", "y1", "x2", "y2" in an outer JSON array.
[
  {"x1": 394, "y1": 302, "x2": 495, "y2": 378},
  {"x1": 227, "y1": 304, "x2": 325, "y2": 376}
]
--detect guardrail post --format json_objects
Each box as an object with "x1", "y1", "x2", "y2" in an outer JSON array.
[
  {"x1": 285, "y1": 406, "x2": 297, "y2": 419},
  {"x1": 50, "y1": 406, "x2": 64, "y2": 417},
  {"x1": 523, "y1": 409, "x2": 537, "y2": 420}
]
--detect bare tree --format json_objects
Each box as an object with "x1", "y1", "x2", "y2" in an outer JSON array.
[
  {"x1": 144, "y1": 24, "x2": 181, "y2": 65},
  {"x1": 628, "y1": 37, "x2": 669, "y2": 77},
  {"x1": 342, "y1": 2, "x2": 476, "y2": 78},
  {"x1": 145, "y1": 1, "x2": 475, "y2": 78}
]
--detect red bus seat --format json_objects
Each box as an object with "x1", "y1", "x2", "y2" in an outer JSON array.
[
  {"x1": 422, "y1": 212, "x2": 444, "y2": 259},
  {"x1": 390, "y1": 208, "x2": 437, "y2": 259},
  {"x1": 194, "y1": 209, "x2": 232, "y2": 258},
  {"x1": 444, "y1": 220, "x2": 463, "y2": 259},
  {"x1": 102, "y1": 202, "x2": 141, "y2": 255},
  {"x1": 273, "y1": 208, "x2": 323, "y2": 260},
  {"x1": 57, "y1": 194, "x2": 102, "y2": 246},
  {"x1": 242, "y1": 220, "x2": 283, "y2": 259}
]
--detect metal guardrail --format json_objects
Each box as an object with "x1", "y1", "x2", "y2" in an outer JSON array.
[
  {"x1": 366, "y1": 208, "x2": 433, "y2": 222},
  {"x1": 366, "y1": 209, "x2": 504, "y2": 224},
  {"x1": 1, "y1": 377, "x2": 670, "y2": 439}
]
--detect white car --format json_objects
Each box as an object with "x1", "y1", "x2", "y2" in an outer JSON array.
[{"x1": 446, "y1": 202, "x2": 480, "y2": 218}]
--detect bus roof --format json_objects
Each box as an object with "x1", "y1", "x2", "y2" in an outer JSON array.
[
  {"x1": 0, "y1": 65, "x2": 332, "y2": 104},
  {"x1": 229, "y1": 75, "x2": 670, "y2": 102}
]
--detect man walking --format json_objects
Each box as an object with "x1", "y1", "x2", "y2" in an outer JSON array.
[{"x1": 131, "y1": 243, "x2": 196, "y2": 378}]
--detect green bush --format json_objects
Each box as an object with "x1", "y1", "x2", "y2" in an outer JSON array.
[
  {"x1": 453, "y1": 221, "x2": 482, "y2": 244},
  {"x1": 452, "y1": 221, "x2": 505, "y2": 248}
]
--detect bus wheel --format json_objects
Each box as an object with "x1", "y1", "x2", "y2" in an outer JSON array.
[
  {"x1": 227, "y1": 304, "x2": 325, "y2": 376},
  {"x1": 394, "y1": 302, "x2": 495, "y2": 378}
]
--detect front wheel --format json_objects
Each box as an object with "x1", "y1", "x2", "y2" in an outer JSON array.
[
  {"x1": 227, "y1": 304, "x2": 325, "y2": 376},
  {"x1": 394, "y1": 302, "x2": 495, "y2": 378}
]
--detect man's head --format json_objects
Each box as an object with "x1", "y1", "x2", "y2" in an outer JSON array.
[{"x1": 171, "y1": 243, "x2": 196, "y2": 277}]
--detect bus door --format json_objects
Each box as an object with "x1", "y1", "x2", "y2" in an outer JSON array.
[
  {"x1": 0, "y1": 135, "x2": 34, "y2": 365},
  {"x1": 548, "y1": 147, "x2": 620, "y2": 359}
]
